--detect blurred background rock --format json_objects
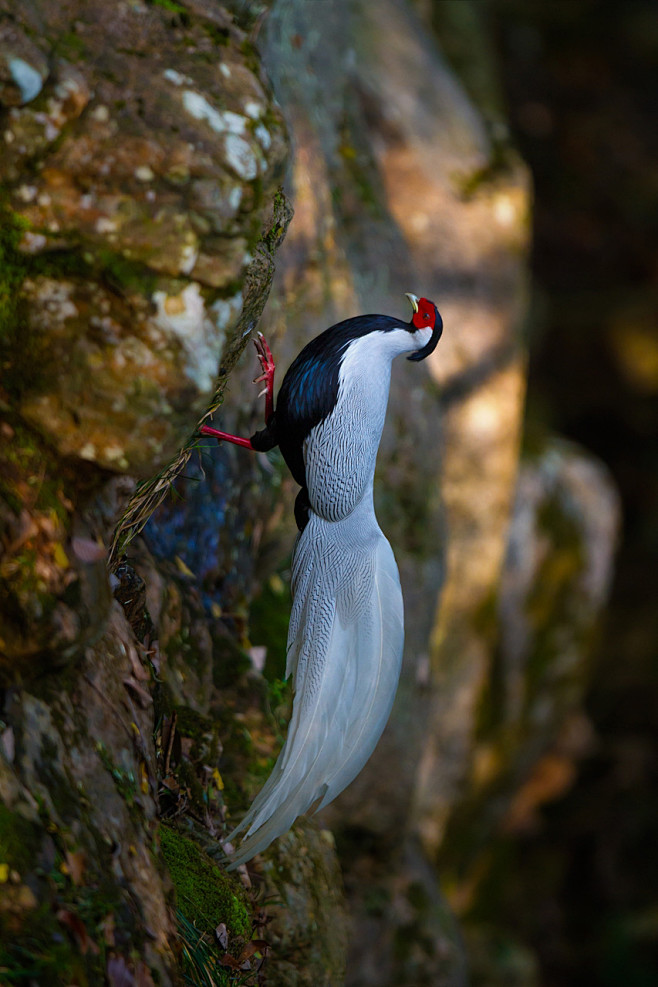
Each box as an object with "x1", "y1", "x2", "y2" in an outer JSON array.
[{"x1": 473, "y1": 2, "x2": 658, "y2": 985}]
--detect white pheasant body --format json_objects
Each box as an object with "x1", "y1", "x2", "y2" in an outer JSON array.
[{"x1": 225, "y1": 304, "x2": 443, "y2": 868}]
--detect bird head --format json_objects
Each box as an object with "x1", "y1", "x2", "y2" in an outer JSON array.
[{"x1": 405, "y1": 293, "x2": 443, "y2": 362}]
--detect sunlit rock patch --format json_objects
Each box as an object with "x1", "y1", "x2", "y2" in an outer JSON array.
[{"x1": 1, "y1": 0, "x2": 287, "y2": 476}]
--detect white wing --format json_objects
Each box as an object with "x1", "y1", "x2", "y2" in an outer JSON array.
[
  {"x1": 225, "y1": 497, "x2": 404, "y2": 869},
  {"x1": 225, "y1": 335, "x2": 410, "y2": 869}
]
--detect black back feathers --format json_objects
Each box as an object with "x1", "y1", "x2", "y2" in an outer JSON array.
[{"x1": 272, "y1": 314, "x2": 403, "y2": 488}]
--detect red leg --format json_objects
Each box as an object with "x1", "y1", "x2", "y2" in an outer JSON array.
[
  {"x1": 253, "y1": 332, "x2": 275, "y2": 422},
  {"x1": 199, "y1": 333, "x2": 275, "y2": 449},
  {"x1": 198, "y1": 424, "x2": 254, "y2": 449}
]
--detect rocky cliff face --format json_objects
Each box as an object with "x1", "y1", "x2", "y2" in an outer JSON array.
[
  {"x1": 0, "y1": 1, "x2": 619, "y2": 985},
  {"x1": 0, "y1": 0, "x2": 288, "y2": 982}
]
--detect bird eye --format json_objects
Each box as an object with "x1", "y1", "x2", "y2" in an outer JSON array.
[{"x1": 424, "y1": 312, "x2": 430, "y2": 321}]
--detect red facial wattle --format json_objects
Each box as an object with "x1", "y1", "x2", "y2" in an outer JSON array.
[
  {"x1": 411, "y1": 298, "x2": 436, "y2": 330},
  {"x1": 407, "y1": 294, "x2": 444, "y2": 363}
]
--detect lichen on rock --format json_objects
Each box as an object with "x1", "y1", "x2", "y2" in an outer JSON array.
[
  {"x1": 0, "y1": 1, "x2": 291, "y2": 983},
  {"x1": 0, "y1": 0, "x2": 287, "y2": 477},
  {"x1": 0, "y1": 0, "x2": 290, "y2": 676}
]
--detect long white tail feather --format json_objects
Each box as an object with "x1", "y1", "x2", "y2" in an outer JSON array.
[
  {"x1": 225, "y1": 497, "x2": 404, "y2": 870},
  {"x1": 318, "y1": 544, "x2": 403, "y2": 808}
]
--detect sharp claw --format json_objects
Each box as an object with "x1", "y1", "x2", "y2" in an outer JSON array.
[
  {"x1": 252, "y1": 332, "x2": 275, "y2": 425},
  {"x1": 254, "y1": 334, "x2": 274, "y2": 361}
]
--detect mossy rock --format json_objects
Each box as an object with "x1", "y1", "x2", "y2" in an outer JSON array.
[
  {"x1": 0, "y1": 799, "x2": 125, "y2": 984},
  {"x1": 248, "y1": 570, "x2": 292, "y2": 682},
  {"x1": 260, "y1": 818, "x2": 348, "y2": 987},
  {"x1": 0, "y1": 802, "x2": 44, "y2": 884},
  {"x1": 160, "y1": 824, "x2": 249, "y2": 939},
  {"x1": 0, "y1": 208, "x2": 29, "y2": 346}
]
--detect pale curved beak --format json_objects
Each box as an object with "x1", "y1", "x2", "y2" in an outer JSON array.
[{"x1": 405, "y1": 292, "x2": 419, "y2": 313}]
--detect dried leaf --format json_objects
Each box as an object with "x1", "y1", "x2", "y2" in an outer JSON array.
[
  {"x1": 215, "y1": 922, "x2": 228, "y2": 949},
  {"x1": 239, "y1": 940, "x2": 269, "y2": 963},
  {"x1": 135, "y1": 961, "x2": 156, "y2": 987},
  {"x1": 52, "y1": 542, "x2": 69, "y2": 568},
  {"x1": 57, "y1": 908, "x2": 100, "y2": 955},
  {"x1": 5, "y1": 511, "x2": 38, "y2": 554},
  {"x1": 123, "y1": 677, "x2": 152, "y2": 708},
  {"x1": 64, "y1": 849, "x2": 87, "y2": 886},
  {"x1": 126, "y1": 641, "x2": 149, "y2": 682},
  {"x1": 99, "y1": 912, "x2": 116, "y2": 946},
  {"x1": 174, "y1": 555, "x2": 195, "y2": 577},
  {"x1": 219, "y1": 953, "x2": 241, "y2": 970},
  {"x1": 0, "y1": 726, "x2": 15, "y2": 764},
  {"x1": 248, "y1": 646, "x2": 267, "y2": 672}
]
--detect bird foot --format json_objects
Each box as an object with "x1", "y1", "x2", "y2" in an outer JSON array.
[
  {"x1": 198, "y1": 332, "x2": 275, "y2": 448},
  {"x1": 253, "y1": 332, "x2": 275, "y2": 421}
]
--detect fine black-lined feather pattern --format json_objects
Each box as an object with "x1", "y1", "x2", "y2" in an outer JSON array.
[
  {"x1": 225, "y1": 310, "x2": 440, "y2": 868},
  {"x1": 225, "y1": 493, "x2": 403, "y2": 869},
  {"x1": 274, "y1": 315, "x2": 406, "y2": 491}
]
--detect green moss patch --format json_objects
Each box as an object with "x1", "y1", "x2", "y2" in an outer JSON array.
[
  {"x1": 0, "y1": 209, "x2": 29, "y2": 342},
  {"x1": 160, "y1": 825, "x2": 249, "y2": 938}
]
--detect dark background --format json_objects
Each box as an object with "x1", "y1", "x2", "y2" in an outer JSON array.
[{"x1": 487, "y1": 1, "x2": 658, "y2": 984}]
